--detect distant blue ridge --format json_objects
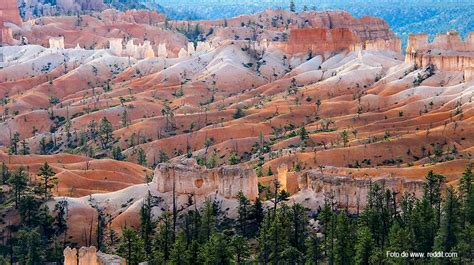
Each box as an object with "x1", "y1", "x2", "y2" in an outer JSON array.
[{"x1": 142, "y1": 0, "x2": 474, "y2": 50}]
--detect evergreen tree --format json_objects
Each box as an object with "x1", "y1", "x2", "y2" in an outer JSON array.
[
  {"x1": 434, "y1": 187, "x2": 461, "y2": 253},
  {"x1": 252, "y1": 197, "x2": 264, "y2": 229},
  {"x1": 257, "y1": 212, "x2": 272, "y2": 263},
  {"x1": 269, "y1": 207, "x2": 291, "y2": 263},
  {"x1": 231, "y1": 235, "x2": 250, "y2": 264},
  {"x1": 112, "y1": 145, "x2": 125, "y2": 161},
  {"x1": 117, "y1": 228, "x2": 145, "y2": 265},
  {"x1": 201, "y1": 199, "x2": 217, "y2": 241},
  {"x1": 0, "y1": 162, "x2": 10, "y2": 185},
  {"x1": 98, "y1": 117, "x2": 113, "y2": 149},
  {"x1": 334, "y1": 212, "x2": 354, "y2": 265},
  {"x1": 137, "y1": 148, "x2": 147, "y2": 166},
  {"x1": 8, "y1": 167, "x2": 28, "y2": 207},
  {"x1": 228, "y1": 152, "x2": 240, "y2": 165},
  {"x1": 233, "y1": 107, "x2": 245, "y2": 119},
  {"x1": 140, "y1": 192, "x2": 155, "y2": 260},
  {"x1": 237, "y1": 191, "x2": 250, "y2": 236},
  {"x1": 13, "y1": 229, "x2": 46, "y2": 265},
  {"x1": 169, "y1": 233, "x2": 188, "y2": 265},
  {"x1": 411, "y1": 197, "x2": 436, "y2": 253},
  {"x1": 305, "y1": 234, "x2": 322, "y2": 264},
  {"x1": 153, "y1": 212, "x2": 173, "y2": 262},
  {"x1": 20, "y1": 139, "x2": 30, "y2": 155},
  {"x1": 9, "y1": 132, "x2": 20, "y2": 155},
  {"x1": 18, "y1": 194, "x2": 41, "y2": 228},
  {"x1": 37, "y1": 162, "x2": 57, "y2": 199},
  {"x1": 199, "y1": 233, "x2": 232, "y2": 264},
  {"x1": 423, "y1": 170, "x2": 445, "y2": 226},
  {"x1": 290, "y1": 203, "x2": 308, "y2": 252},
  {"x1": 290, "y1": 0, "x2": 296, "y2": 12},
  {"x1": 354, "y1": 225, "x2": 374, "y2": 265}
]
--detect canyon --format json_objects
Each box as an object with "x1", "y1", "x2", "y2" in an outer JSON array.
[{"x1": 0, "y1": 1, "x2": 473, "y2": 255}]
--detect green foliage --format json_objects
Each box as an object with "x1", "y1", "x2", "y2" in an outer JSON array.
[
  {"x1": 98, "y1": 117, "x2": 114, "y2": 149},
  {"x1": 117, "y1": 228, "x2": 145, "y2": 265},
  {"x1": 233, "y1": 107, "x2": 245, "y2": 119},
  {"x1": 37, "y1": 162, "x2": 57, "y2": 199},
  {"x1": 136, "y1": 147, "x2": 147, "y2": 166}
]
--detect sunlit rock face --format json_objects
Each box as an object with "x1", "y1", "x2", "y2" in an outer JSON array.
[
  {"x1": 0, "y1": 0, "x2": 22, "y2": 26},
  {"x1": 64, "y1": 246, "x2": 125, "y2": 265},
  {"x1": 405, "y1": 31, "x2": 474, "y2": 76},
  {"x1": 299, "y1": 168, "x2": 425, "y2": 211},
  {"x1": 155, "y1": 158, "x2": 259, "y2": 200}
]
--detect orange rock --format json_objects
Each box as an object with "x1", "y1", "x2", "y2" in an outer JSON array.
[{"x1": 0, "y1": 0, "x2": 22, "y2": 26}]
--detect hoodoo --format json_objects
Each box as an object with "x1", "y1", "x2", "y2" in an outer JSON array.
[{"x1": 405, "y1": 31, "x2": 474, "y2": 80}]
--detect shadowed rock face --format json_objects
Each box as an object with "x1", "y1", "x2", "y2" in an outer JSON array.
[
  {"x1": 155, "y1": 158, "x2": 259, "y2": 200},
  {"x1": 0, "y1": 0, "x2": 22, "y2": 25}
]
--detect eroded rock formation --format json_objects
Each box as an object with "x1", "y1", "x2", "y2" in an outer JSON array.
[
  {"x1": 155, "y1": 158, "x2": 259, "y2": 200},
  {"x1": 49, "y1": 36, "x2": 65, "y2": 51},
  {"x1": 108, "y1": 39, "x2": 155, "y2": 59},
  {"x1": 64, "y1": 246, "x2": 125, "y2": 265},
  {"x1": 0, "y1": 0, "x2": 22, "y2": 25},
  {"x1": 298, "y1": 168, "x2": 425, "y2": 211},
  {"x1": 405, "y1": 31, "x2": 474, "y2": 80}
]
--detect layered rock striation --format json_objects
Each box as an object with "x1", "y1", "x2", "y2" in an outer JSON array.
[
  {"x1": 405, "y1": 31, "x2": 474, "y2": 80},
  {"x1": 155, "y1": 158, "x2": 259, "y2": 200},
  {"x1": 298, "y1": 168, "x2": 425, "y2": 210}
]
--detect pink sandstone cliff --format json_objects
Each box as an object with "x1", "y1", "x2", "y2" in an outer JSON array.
[
  {"x1": 405, "y1": 31, "x2": 474, "y2": 80},
  {"x1": 155, "y1": 158, "x2": 259, "y2": 200},
  {"x1": 298, "y1": 168, "x2": 425, "y2": 211},
  {"x1": 0, "y1": 0, "x2": 22, "y2": 25}
]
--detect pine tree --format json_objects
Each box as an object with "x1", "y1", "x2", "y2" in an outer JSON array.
[
  {"x1": 305, "y1": 234, "x2": 322, "y2": 264},
  {"x1": 290, "y1": 203, "x2": 308, "y2": 252},
  {"x1": 154, "y1": 212, "x2": 174, "y2": 262},
  {"x1": 354, "y1": 225, "x2": 374, "y2": 265},
  {"x1": 237, "y1": 192, "x2": 250, "y2": 236},
  {"x1": 198, "y1": 233, "x2": 231, "y2": 264},
  {"x1": 137, "y1": 148, "x2": 147, "y2": 166},
  {"x1": 269, "y1": 207, "x2": 291, "y2": 263},
  {"x1": 423, "y1": 170, "x2": 445, "y2": 227},
  {"x1": 169, "y1": 232, "x2": 188, "y2": 265},
  {"x1": 9, "y1": 132, "x2": 20, "y2": 155},
  {"x1": 13, "y1": 229, "x2": 46, "y2": 265},
  {"x1": 112, "y1": 145, "x2": 125, "y2": 161},
  {"x1": 8, "y1": 167, "x2": 28, "y2": 207},
  {"x1": 201, "y1": 199, "x2": 216, "y2": 242},
  {"x1": 0, "y1": 162, "x2": 10, "y2": 185},
  {"x1": 117, "y1": 228, "x2": 145, "y2": 265},
  {"x1": 434, "y1": 187, "x2": 461, "y2": 252},
  {"x1": 257, "y1": 212, "x2": 272, "y2": 263},
  {"x1": 37, "y1": 162, "x2": 57, "y2": 199},
  {"x1": 252, "y1": 197, "x2": 264, "y2": 228},
  {"x1": 228, "y1": 152, "x2": 240, "y2": 165},
  {"x1": 98, "y1": 117, "x2": 113, "y2": 149},
  {"x1": 334, "y1": 213, "x2": 354, "y2": 265},
  {"x1": 20, "y1": 139, "x2": 30, "y2": 155},
  {"x1": 289, "y1": 0, "x2": 296, "y2": 12},
  {"x1": 140, "y1": 192, "x2": 155, "y2": 260},
  {"x1": 412, "y1": 197, "x2": 436, "y2": 253},
  {"x1": 233, "y1": 107, "x2": 245, "y2": 119},
  {"x1": 231, "y1": 235, "x2": 250, "y2": 264}
]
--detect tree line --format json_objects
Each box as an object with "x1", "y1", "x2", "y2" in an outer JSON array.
[
  {"x1": 0, "y1": 163, "x2": 472, "y2": 264},
  {"x1": 112, "y1": 164, "x2": 473, "y2": 264}
]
